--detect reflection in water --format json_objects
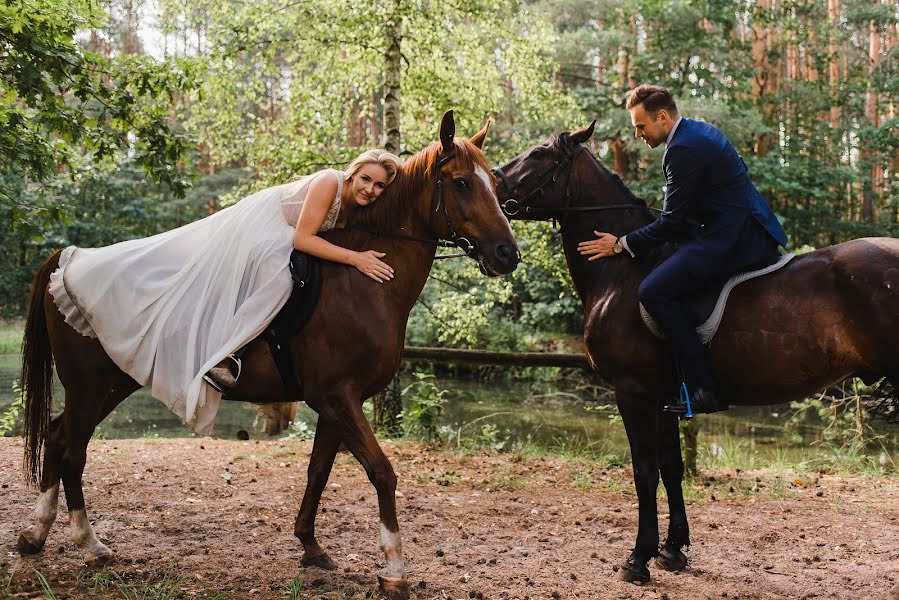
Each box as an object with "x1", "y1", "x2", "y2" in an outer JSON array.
[{"x1": 1, "y1": 355, "x2": 897, "y2": 469}]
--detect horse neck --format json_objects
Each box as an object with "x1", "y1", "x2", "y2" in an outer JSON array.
[
  {"x1": 372, "y1": 178, "x2": 441, "y2": 314},
  {"x1": 559, "y1": 154, "x2": 653, "y2": 307}
]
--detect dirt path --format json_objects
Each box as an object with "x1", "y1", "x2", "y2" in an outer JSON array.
[{"x1": 1, "y1": 438, "x2": 897, "y2": 599}]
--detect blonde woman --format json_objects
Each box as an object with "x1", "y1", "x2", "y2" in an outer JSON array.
[{"x1": 48, "y1": 149, "x2": 403, "y2": 434}]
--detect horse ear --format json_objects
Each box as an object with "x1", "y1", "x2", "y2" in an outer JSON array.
[
  {"x1": 469, "y1": 120, "x2": 490, "y2": 149},
  {"x1": 439, "y1": 109, "x2": 456, "y2": 154},
  {"x1": 570, "y1": 120, "x2": 596, "y2": 145}
]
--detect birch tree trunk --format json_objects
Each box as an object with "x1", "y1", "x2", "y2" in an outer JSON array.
[{"x1": 382, "y1": 0, "x2": 402, "y2": 154}]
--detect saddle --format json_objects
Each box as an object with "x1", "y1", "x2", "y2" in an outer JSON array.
[
  {"x1": 640, "y1": 253, "x2": 795, "y2": 344},
  {"x1": 226, "y1": 250, "x2": 322, "y2": 400}
]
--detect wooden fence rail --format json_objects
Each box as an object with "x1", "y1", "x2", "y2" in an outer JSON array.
[{"x1": 401, "y1": 346, "x2": 592, "y2": 370}]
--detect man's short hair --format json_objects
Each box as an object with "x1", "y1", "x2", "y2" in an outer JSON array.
[{"x1": 626, "y1": 84, "x2": 678, "y2": 117}]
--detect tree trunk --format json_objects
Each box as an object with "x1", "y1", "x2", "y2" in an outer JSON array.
[
  {"x1": 862, "y1": 18, "x2": 881, "y2": 223},
  {"x1": 828, "y1": 0, "x2": 841, "y2": 128},
  {"x1": 373, "y1": 374, "x2": 403, "y2": 437},
  {"x1": 751, "y1": 0, "x2": 777, "y2": 155},
  {"x1": 610, "y1": 137, "x2": 630, "y2": 179},
  {"x1": 382, "y1": 0, "x2": 402, "y2": 154}
]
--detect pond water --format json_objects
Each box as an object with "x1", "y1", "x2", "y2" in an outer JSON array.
[{"x1": 2, "y1": 354, "x2": 897, "y2": 471}]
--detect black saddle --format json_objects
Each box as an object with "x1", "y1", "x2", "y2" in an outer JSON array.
[{"x1": 225, "y1": 250, "x2": 322, "y2": 400}]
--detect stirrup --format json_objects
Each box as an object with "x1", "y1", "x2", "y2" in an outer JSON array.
[
  {"x1": 203, "y1": 354, "x2": 242, "y2": 392},
  {"x1": 662, "y1": 382, "x2": 694, "y2": 420}
]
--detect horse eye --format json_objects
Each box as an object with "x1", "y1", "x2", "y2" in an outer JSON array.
[{"x1": 453, "y1": 178, "x2": 469, "y2": 191}]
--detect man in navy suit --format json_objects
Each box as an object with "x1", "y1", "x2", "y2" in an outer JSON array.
[{"x1": 578, "y1": 84, "x2": 788, "y2": 414}]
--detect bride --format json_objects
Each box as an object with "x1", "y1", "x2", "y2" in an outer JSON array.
[{"x1": 48, "y1": 149, "x2": 403, "y2": 434}]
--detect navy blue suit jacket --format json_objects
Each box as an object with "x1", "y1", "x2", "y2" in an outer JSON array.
[{"x1": 625, "y1": 118, "x2": 788, "y2": 280}]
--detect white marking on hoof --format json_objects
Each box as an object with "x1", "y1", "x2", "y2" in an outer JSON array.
[
  {"x1": 379, "y1": 522, "x2": 406, "y2": 579},
  {"x1": 69, "y1": 509, "x2": 113, "y2": 566},
  {"x1": 21, "y1": 483, "x2": 60, "y2": 549}
]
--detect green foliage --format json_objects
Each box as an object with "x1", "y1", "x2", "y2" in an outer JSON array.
[
  {"x1": 0, "y1": 381, "x2": 24, "y2": 436},
  {"x1": 0, "y1": 0, "x2": 196, "y2": 201},
  {"x1": 400, "y1": 372, "x2": 447, "y2": 442}
]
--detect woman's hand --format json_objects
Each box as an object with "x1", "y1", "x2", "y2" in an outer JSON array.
[{"x1": 353, "y1": 250, "x2": 395, "y2": 283}]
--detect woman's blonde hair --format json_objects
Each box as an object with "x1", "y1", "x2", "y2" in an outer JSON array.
[{"x1": 344, "y1": 149, "x2": 403, "y2": 185}]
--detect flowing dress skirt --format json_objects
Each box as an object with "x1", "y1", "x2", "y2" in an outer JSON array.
[{"x1": 48, "y1": 185, "x2": 295, "y2": 434}]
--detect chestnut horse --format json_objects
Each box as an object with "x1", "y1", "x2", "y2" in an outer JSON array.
[
  {"x1": 18, "y1": 111, "x2": 519, "y2": 598},
  {"x1": 493, "y1": 122, "x2": 899, "y2": 584}
]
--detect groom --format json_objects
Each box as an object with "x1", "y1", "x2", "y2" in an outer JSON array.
[{"x1": 577, "y1": 84, "x2": 788, "y2": 415}]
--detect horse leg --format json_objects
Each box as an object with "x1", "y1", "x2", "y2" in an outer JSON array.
[
  {"x1": 617, "y1": 388, "x2": 662, "y2": 584},
  {"x1": 16, "y1": 415, "x2": 64, "y2": 554},
  {"x1": 656, "y1": 412, "x2": 690, "y2": 571},
  {"x1": 294, "y1": 418, "x2": 341, "y2": 570},
  {"x1": 322, "y1": 397, "x2": 408, "y2": 599},
  {"x1": 61, "y1": 377, "x2": 137, "y2": 566}
]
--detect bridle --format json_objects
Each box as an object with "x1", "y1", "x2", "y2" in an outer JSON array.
[
  {"x1": 492, "y1": 134, "x2": 662, "y2": 227},
  {"x1": 349, "y1": 148, "x2": 480, "y2": 261}
]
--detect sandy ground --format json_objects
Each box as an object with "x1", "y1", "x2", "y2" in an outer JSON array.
[{"x1": 1, "y1": 437, "x2": 897, "y2": 599}]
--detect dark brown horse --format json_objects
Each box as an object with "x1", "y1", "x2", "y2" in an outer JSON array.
[
  {"x1": 493, "y1": 122, "x2": 899, "y2": 584},
  {"x1": 18, "y1": 111, "x2": 519, "y2": 598}
]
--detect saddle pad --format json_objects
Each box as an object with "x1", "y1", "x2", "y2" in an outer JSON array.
[{"x1": 640, "y1": 253, "x2": 795, "y2": 344}]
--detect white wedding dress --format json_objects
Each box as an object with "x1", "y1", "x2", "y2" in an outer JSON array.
[{"x1": 48, "y1": 169, "x2": 344, "y2": 434}]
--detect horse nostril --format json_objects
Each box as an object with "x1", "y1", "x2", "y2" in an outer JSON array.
[{"x1": 497, "y1": 243, "x2": 520, "y2": 263}]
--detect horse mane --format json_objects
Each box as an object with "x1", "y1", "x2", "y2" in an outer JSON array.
[
  {"x1": 346, "y1": 138, "x2": 489, "y2": 233},
  {"x1": 549, "y1": 132, "x2": 646, "y2": 208},
  {"x1": 548, "y1": 131, "x2": 674, "y2": 269}
]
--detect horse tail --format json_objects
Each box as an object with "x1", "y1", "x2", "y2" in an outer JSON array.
[{"x1": 21, "y1": 249, "x2": 62, "y2": 486}]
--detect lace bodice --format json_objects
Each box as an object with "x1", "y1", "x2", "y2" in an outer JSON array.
[{"x1": 279, "y1": 169, "x2": 344, "y2": 230}]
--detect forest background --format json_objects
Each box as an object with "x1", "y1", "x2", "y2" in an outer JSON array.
[{"x1": 2, "y1": 0, "x2": 898, "y2": 353}]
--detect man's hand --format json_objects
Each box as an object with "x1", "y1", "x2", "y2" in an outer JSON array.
[{"x1": 578, "y1": 231, "x2": 616, "y2": 261}]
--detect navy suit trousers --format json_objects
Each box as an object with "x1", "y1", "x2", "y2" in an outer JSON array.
[
  {"x1": 638, "y1": 252, "x2": 717, "y2": 389},
  {"x1": 638, "y1": 218, "x2": 778, "y2": 391}
]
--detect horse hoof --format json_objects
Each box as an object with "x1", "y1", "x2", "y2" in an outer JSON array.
[
  {"x1": 615, "y1": 562, "x2": 650, "y2": 584},
  {"x1": 656, "y1": 546, "x2": 688, "y2": 571},
  {"x1": 377, "y1": 574, "x2": 410, "y2": 600},
  {"x1": 84, "y1": 550, "x2": 115, "y2": 568},
  {"x1": 301, "y1": 552, "x2": 338, "y2": 571},
  {"x1": 16, "y1": 531, "x2": 44, "y2": 555}
]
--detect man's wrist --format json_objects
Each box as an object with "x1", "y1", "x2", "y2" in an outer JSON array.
[{"x1": 613, "y1": 237, "x2": 623, "y2": 254}]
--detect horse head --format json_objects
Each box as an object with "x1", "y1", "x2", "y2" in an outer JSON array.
[
  {"x1": 430, "y1": 110, "x2": 521, "y2": 276},
  {"x1": 493, "y1": 122, "x2": 650, "y2": 236}
]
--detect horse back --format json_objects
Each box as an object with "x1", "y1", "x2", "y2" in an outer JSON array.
[{"x1": 710, "y1": 237, "x2": 899, "y2": 403}]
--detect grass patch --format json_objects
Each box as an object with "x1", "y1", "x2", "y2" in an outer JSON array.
[
  {"x1": 0, "y1": 561, "x2": 12, "y2": 598},
  {"x1": 481, "y1": 468, "x2": 526, "y2": 491},
  {"x1": 287, "y1": 576, "x2": 304, "y2": 600},
  {"x1": 115, "y1": 572, "x2": 181, "y2": 600},
  {"x1": 0, "y1": 320, "x2": 23, "y2": 354},
  {"x1": 571, "y1": 471, "x2": 591, "y2": 490},
  {"x1": 34, "y1": 569, "x2": 59, "y2": 600}
]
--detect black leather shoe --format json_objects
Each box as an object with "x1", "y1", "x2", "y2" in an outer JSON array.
[{"x1": 663, "y1": 387, "x2": 727, "y2": 417}]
